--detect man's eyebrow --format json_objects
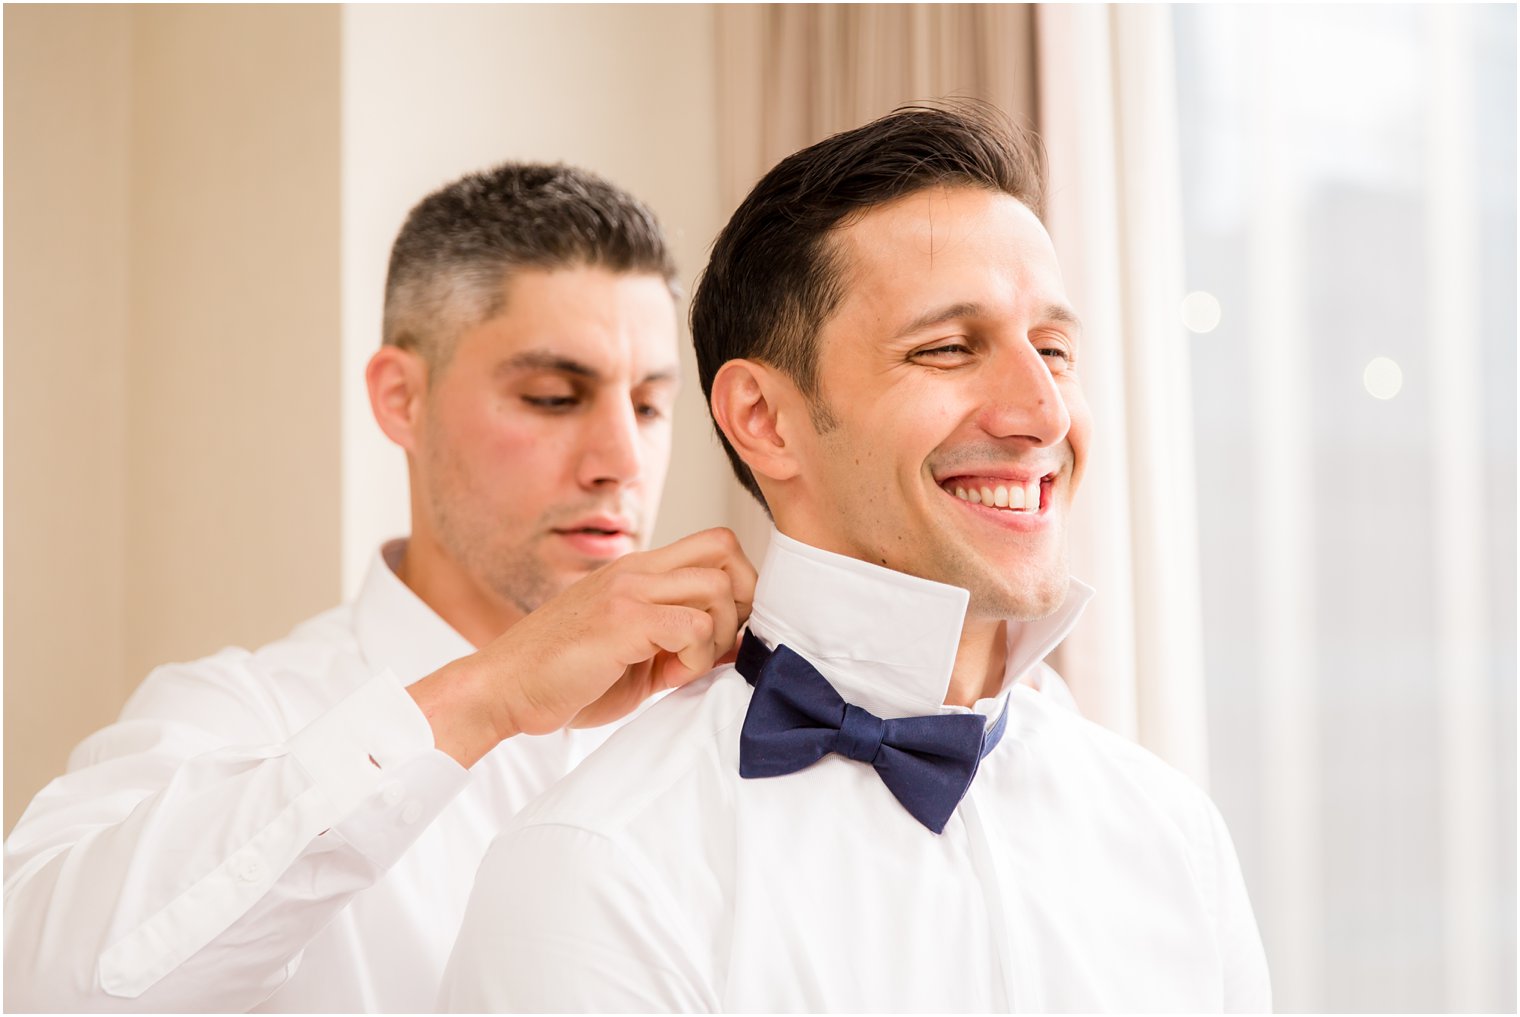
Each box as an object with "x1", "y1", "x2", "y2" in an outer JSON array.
[
  {"x1": 1041, "y1": 303, "x2": 1084, "y2": 336},
  {"x1": 891, "y1": 302, "x2": 987, "y2": 340},
  {"x1": 496, "y1": 350, "x2": 600, "y2": 380},
  {"x1": 891, "y1": 301, "x2": 1085, "y2": 340},
  {"x1": 494, "y1": 349, "x2": 679, "y2": 385},
  {"x1": 639, "y1": 366, "x2": 681, "y2": 385}
]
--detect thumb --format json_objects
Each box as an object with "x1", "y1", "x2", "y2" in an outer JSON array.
[{"x1": 655, "y1": 653, "x2": 707, "y2": 691}]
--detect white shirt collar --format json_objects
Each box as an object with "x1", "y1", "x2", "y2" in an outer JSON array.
[
  {"x1": 353, "y1": 539, "x2": 475, "y2": 687},
  {"x1": 745, "y1": 530, "x2": 1093, "y2": 720}
]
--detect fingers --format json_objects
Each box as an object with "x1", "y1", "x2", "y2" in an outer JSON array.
[
  {"x1": 598, "y1": 532, "x2": 750, "y2": 665},
  {"x1": 639, "y1": 602, "x2": 726, "y2": 677},
  {"x1": 654, "y1": 649, "x2": 711, "y2": 691},
  {"x1": 494, "y1": 528, "x2": 760, "y2": 737},
  {"x1": 623, "y1": 567, "x2": 739, "y2": 661},
  {"x1": 619, "y1": 528, "x2": 758, "y2": 621}
]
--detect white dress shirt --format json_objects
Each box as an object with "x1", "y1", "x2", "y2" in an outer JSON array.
[
  {"x1": 3, "y1": 541, "x2": 617, "y2": 1013},
  {"x1": 441, "y1": 531, "x2": 1272, "y2": 1013}
]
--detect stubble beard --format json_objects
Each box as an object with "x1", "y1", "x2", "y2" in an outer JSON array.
[
  {"x1": 816, "y1": 472, "x2": 1071, "y2": 623},
  {"x1": 424, "y1": 431, "x2": 575, "y2": 619},
  {"x1": 815, "y1": 416, "x2": 1073, "y2": 622},
  {"x1": 425, "y1": 472, "x2": 641, "y2": 621},
  {"x1": 949, "y1": 529, "x2": 1071, "y2": 622},
  {"x1": 925, "y1": 446, "x2": 1077, "y2": 622},
  {"x1": 430, "y1": 487, "x2": 566, "y2": 617}
]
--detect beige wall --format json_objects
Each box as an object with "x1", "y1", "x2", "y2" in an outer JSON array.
[
  {"x1": 4, "y1": 5, "x2": 134, "y2": 834},
  {"x1": 4, "y1": 5, "x2": 344, "y2": 833},
  {"x1": 124, "y1": 6, "x2": 343, "y2": 682},
  {"x1": 4, "y1": 4, "x2": 735, "y2": 834}
]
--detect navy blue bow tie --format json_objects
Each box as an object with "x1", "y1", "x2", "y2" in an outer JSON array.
[{"x1": 735, "y1": 630, "x2": 1008, "y2": 834}]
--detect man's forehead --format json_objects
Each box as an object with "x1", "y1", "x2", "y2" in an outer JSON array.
[
  {"x1": 825, "y1": 186, "x2": 1073, "y2": 326},
  {"x1": 493, "y1": 264, "x2": 675, "y2": 313},
  {"x1": 465, "y1": 267, "x2": 680, "y2": 377}
]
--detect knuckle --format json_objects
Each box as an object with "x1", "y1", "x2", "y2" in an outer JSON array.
[
  {"x1": 606, "y1": 572, "x2": 639, "y2": 599},
  {"x1": 609, "y1": 546, "x2": 649, "y2": 574},
  {"x1": 606, "y1": 591, "x2": 638, "y2": 624},
  {"x1": 665, "y1": 605, "x2": 708, "y2": 641},
  {"x1": 695, "y1": 526, "x2": 734, "y2": 554},
  {"x1": 699, "y1": 567, "x2": 731, "y2": 597}
]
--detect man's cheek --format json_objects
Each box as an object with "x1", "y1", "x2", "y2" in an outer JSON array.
[{"x1": 486, "y1": 418, "x2": 556, "y2": 461}]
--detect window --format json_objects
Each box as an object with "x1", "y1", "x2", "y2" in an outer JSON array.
[{"x1": 1175, "y1": 6, "x2": 1516, "y2": 1011}]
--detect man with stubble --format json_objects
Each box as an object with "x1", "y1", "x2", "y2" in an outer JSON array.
[{"x1": 5, "y1": 164, "x2": 754, "y2": 1012}]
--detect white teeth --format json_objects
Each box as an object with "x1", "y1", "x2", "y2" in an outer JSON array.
[{"x1": 948, "y1": 480, "x2": 1043, "y2": 512}]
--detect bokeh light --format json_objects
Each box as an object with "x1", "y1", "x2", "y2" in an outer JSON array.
[
  {"x1": 1180, "y1": 290, "x2": 1223, "y2": 333},
  {"x1": 1362, "y1": 356, "x2": 1404, "y2": 400}
]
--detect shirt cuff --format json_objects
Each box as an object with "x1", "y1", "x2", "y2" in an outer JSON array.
[
  {"x1": 327, "y1": 747, "x2": 471, "y2": 871},
  {"x1": 286, "y1": 670, "x2": 440, "y2": 817}
]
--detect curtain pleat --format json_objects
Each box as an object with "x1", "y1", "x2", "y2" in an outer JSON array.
[{"x1": 1036, "y1": 4, "x2": 1209, "y2": 783}]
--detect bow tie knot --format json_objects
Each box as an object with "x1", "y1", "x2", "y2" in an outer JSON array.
[
  {"x1": 837, "y1": 704, "x2": 886, "y2": 763},
  {"x1": 734, "y1": 631, "x2": 1007, "y2": 834}
]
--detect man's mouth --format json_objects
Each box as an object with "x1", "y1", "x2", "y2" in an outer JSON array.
[
  {"x1": 549, "y1": 515, "x2": 637, "y2": 558},
  {"x1": 938, "y1": 474, "x2": 1054, "y2": 514}
]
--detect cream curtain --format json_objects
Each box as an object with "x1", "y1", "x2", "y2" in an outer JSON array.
[
  {"x1": 715, "y1": 4, "x2": 1038, "y2": 215},
  {"x1": 1034, "y1": 6, "x2": 1210, "y2": 783},
  {"x1": 713, "y1": 4, "x2": 1209, "y2": 783}
]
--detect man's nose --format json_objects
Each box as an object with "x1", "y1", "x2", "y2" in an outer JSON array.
[
  {"x1": 576, "y1": 399, "x2": 643, "y2": 489},
  {"x1": 977, "y1": 342, "x2": 1071, "y2": 447}
]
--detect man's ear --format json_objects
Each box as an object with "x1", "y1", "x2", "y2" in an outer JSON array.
[
  {"x1": 366, "y1": 345, "x2": 429, "y2": 452},
  {"x1": 709, "y1": 359, "x2": 803, "y2": 485}
]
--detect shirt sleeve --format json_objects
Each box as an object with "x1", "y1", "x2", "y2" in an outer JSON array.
[
  {"x1": 1195, "y1": 796, "x2": 1274, "y2": 1013},
  {"x1": 3, "y1": 660, "x2": 468, "y2": 1012},
  {"x1": 438, "y1": 822, "x2": 716, "y2": 1013}
]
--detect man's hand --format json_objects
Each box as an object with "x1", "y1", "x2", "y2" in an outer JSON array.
[{"x1": 408, "y1": 528, "x2": 757, "y2": 768}]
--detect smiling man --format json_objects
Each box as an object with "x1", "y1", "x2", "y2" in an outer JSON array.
[
  {"x1": 440, "y1": 105, "x2": 1270, "y2": 1013},
  {"x1": 4, "y1": 164, "x2": 754, "y2": 1011}
]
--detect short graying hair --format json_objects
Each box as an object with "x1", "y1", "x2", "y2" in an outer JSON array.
[{"x1": 383, "y1": 162, "x2": 678, "y2": 369}]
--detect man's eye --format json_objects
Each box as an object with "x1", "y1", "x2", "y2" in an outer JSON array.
[
  {"x1": 913, "y1": 343, "x2": 973, "y2": 359},
  {"x1": 1037, "y1": 347, "x2": 1077, "y2": 376},
  {"x1": 635, "y1": 403, "x2": 666, "y2": 421},
  {"x1": 522, "y1": 395, "x2": 578, "y2": 411}
]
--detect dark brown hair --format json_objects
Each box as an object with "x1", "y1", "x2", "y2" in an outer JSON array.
[
  {"x1": 690, "y1": 100, "x2": 1048, "y2": 508},
  {"x1": 384, "y1": 162, "x2": 677, "y2": 370}
]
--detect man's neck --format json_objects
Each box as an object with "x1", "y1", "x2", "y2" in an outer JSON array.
[
  {"x1": 392, "y1": 534, "x2": 524, "y2": 650},
  {"x1": 945, "y1": 618, "x2": 1009, "y2": 708}
]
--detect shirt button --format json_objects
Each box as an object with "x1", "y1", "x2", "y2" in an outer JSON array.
[
  {"x1": 380, "y1": 782, "x2": 404, "y2": 806},
  {"x1": 400, "y1": 801, "x2": 423, "y2": 826},
  {"x1": 234, "y1": 852, "x2": 264, "y2": 883}
]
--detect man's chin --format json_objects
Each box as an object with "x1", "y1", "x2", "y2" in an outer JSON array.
[
  {"x1": 966, "y1": 568, "x2": 1069, "y2": 622},
  {"x1": 482, "y1": 559, "x2": 592, "y2": 618}
]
